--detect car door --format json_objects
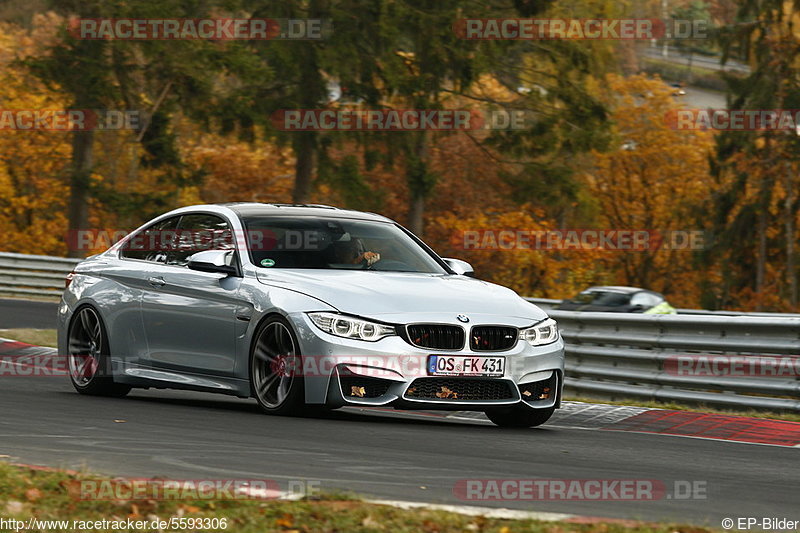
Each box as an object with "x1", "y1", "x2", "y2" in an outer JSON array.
[
  {"x1": 111, "y1": 215, "x2": 181, "y2": 368},
  {"x1": 139, "y1": 212, "x2": 242, "y2": 376}
]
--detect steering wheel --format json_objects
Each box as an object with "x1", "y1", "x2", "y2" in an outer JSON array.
[{"x1": 368, "y1": 259, "x2": 411, "y2": 271}]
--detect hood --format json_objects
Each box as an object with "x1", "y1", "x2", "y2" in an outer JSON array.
[{"x1": 256, "y1": 269, "x2": 547, "y2": 324}]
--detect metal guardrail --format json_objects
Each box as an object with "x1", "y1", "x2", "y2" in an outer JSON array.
[
  {"x1": 525, "y1": 297, "x2": 800, "y2": 317},
  {"x1": 0, "y1": 252, "x2": 78, "y2": 298},
  {"x1": 641, "y1": 45, "x2": 751, "y2": 74},
  {"x1": 525, "y1": 297, "x2": 561, "y2": 312},
  {"x1": 546, "y1": 309, "x2": 800, "y2": 413}
]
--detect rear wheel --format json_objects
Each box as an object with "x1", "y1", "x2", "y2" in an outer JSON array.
[
  {"x1": 67, "y1": 306, "x2": 131, "y2": 397},
  {"x1": 485, "y1": 405, "x2": 555, "y2": 428},
  {"x1": 250, "y1": 316, "x2": 305, "y2": 416}
]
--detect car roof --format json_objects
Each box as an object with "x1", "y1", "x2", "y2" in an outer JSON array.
[
  {"x1": 583, "y1": 286, "x2": 647, "y2": 294},
  {"x1": 218, "y1": 202, "x2": 393, "y2": 223}
]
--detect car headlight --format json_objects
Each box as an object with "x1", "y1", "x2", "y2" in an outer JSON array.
[
  {"x1": 519, "y1": 318, "x2": 559, "y2": 346},
  {"x1": 307, "y1": 312, "x2": 396, "y2": 342}
]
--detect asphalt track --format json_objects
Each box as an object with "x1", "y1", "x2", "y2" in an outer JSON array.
[
  {"x1": 0, "y1": 298, "x2": 58, "y2": 329},
  {"x1": 0, "y1": 300, "x2": 798, "y2": 526}
]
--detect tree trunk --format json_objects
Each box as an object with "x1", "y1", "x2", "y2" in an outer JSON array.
[
  {"x1": 406, "y1": 131, "x2": 431, "y2": 236},
  {"x1": 292, "y1": 132, "x2": 316, "y2": 203},
  {"x1": 67, "y1": 129, "x2": 95, "y2": 258},
  {"x1": 785, "y1": 162, "x2": 797, "y2": 308},
  {"x1": 755, "y1": 208, "x2": 767, "y2": 310},
  {"x1": 408, "y1": 194, "x2": 425, "y2": 236},
  {"x1": 291, "y1": 31, "x2": 323, "y2": 205}
]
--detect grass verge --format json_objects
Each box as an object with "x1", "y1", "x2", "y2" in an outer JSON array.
[
  {"x1": 0, "y1": 461, "x2": 719, "y2": 533},
  {"x1": 0, "y1": 329, "x2": 57, "y2": 348},
  {"x1": 0, "y1": 293, "x2": 60, "y2": 303}
]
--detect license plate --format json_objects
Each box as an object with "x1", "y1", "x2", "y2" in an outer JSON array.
[{"x1": 427, "y1": 355, "x2": 505, "y2": 377}]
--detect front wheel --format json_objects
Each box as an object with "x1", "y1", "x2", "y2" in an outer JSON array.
[
  {"x1": 250, "y1": 316, "x2": 306, "y2": 416},
  {"x1": 485, "y1": 405, "x2": 555, "y2": 428},
  {"x1": 67, "y1": 306, "x2": 131, "y2": 397}
]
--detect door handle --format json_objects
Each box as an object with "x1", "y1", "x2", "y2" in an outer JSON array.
[{"x1": 148, "y1": 276, "x2": 166, "y2": 287}]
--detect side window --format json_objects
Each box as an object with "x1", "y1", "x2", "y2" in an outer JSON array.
[
  {"x1": 167, "y1": 213, "x2": 235, "y2": 267},
  {"x1": 630, "y1": 292, "x2": 660, "y2": 308},
  {"x1": 120, "y1": 216, "x2": 180, "y2": 263}
]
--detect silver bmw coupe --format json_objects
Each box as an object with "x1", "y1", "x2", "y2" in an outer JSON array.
[{"x1": 58, "y1": 203, "x2": 565, "y2": 427}]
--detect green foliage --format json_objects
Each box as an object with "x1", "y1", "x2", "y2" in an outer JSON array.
[{"x1": 704, "y1": 0, "x2": 800, "y2": 309}]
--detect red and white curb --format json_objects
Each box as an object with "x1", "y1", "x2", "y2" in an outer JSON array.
[
  {"x1": 360, "y1": 400, "x2": 800, "y2": 447},
  {"x1": 604, "y1": 408, "x2": 800, "y2": 447},
  {"x1": 444, "y1": 401, "x2": 800, "y2": 447},
  {"x1": 362, "y1": 401, "x2": 800, "y2": 447},
  {"x1": 0, "y1": 338, "x2": 58, "y2": 356},
  {"x1": 0, "y1": 337, "x2": 64, "y2": 375}
]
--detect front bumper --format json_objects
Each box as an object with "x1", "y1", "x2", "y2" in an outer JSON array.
[{"x1": 290, "y1": 312, "x2": 565, "y2": 410}]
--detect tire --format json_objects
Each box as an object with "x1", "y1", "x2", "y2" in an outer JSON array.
[
  {"x1": 485, "y1": 405, "x2": 556, "y2": 428},
  {"x1": 249, "y1": 315, "x2": 306, "y2": 416},
  {"x1": 67, "y1": 306, "x2": 131, "y2": 397}
]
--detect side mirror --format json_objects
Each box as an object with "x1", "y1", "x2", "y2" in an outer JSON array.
[
  {"x1": 443, "y1": 258, "x2": 475, "y2": 277},
  {"x1": 187, "y1": 250, "x2": 238, "y2": 276}
]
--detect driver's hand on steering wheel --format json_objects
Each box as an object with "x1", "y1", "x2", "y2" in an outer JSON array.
[{"x1": 356, "y1": 251, "x2": 380, "y2": 266}]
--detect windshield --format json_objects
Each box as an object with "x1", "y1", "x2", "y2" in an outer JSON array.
[
  {"x1": 241, "y1": 216, "x2": 447, "y2": 274},
  {"x1": 569, "y1": 290, "x2": 631, "y2": 306}
]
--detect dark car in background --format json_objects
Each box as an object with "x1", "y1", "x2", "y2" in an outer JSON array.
[{"x1": 556, "y1": 286, "x2": 676, "y2": 314}]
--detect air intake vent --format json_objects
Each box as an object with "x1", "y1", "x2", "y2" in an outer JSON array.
[
  {"x1": 405, "y1": 378, "x2": 514, "y2": 401},
  {"x1": 470, "y1": 326, "x2": 518, "y2": 351},
  {"x1": 405, "y1": 325, "x2": 465, "y2": 350}
]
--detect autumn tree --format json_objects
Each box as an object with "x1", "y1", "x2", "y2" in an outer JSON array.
[
  {"x1": 0, "y1": 14, "x2": 71, "y2": 255},
  {"x1": 707, "y1": 0, "x2": 800, "y2": 310},
  {"x1": 24, "y1": 0, "x2": 267, "y2": 255},
  {"x1": 588, "y1": 74, "x2": 715, "y2": 305}
]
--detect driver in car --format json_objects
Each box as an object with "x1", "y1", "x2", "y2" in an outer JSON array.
[{"x1": 332, "y1": 237, "x2": 381, "y2": 266}]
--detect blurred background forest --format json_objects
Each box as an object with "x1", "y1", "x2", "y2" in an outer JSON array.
[{"x1": 1, "y1": 0, "x2": 799, "y2": 311}]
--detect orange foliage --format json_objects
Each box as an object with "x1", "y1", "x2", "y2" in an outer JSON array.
[
  {"x1": 0, "y1": 15, "x2": 70, "y2": 255},
  {"x1": 586, "y1": 74, "x2": 716, "y2": 307},
  {"x1": 183, "y1": 134, "x2": 295, "y2": 204}
]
